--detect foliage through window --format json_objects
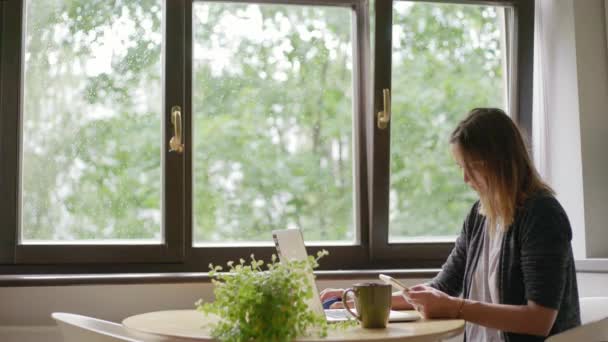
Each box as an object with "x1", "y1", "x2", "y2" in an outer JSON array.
[
  {"x1": 387, "y1": 2, "x2": 506, "y2": 241},
  {"x1": 191, "y1": 3, "x2": 355, "y2": 244},
  {"x1": 21, "y1": 0, "x2": 163, "y2": 242}
]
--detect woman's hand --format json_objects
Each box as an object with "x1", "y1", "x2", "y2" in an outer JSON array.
[
  {"x1": 406, "y1": 284, "x2": 461, "y2": 319},
  {"x1": 392, "y1": 291, "x2": 415, "y2": 310},
  {"x1": 320, "y1": 288, "x2": 343, "y2": 303},
  {"x1": 319, "y1": 288, "x2": 353, "y2": 309}
]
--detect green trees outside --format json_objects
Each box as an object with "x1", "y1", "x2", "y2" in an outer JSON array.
[
  {"x1": 191, "y1": 4, "x2": 354, "y2": 242},
  {"x1": 21, "y1": 0, "x2": 163, "y2": 240},
  {"x1": 388, "y1": 3, "x2": 503, "y2": 239},
  {"x1": 20, "y1": 1, "x2": 503, "y2": 243}
]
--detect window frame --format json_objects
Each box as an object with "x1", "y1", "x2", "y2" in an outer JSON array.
[
  {"x1": 0, "y1": 0, "x2": 534, "y2": 273},
  {"x1": 369, "y1": 0, "x2": 534, "y2": 265},
  {"x1": 0, "y1": 0, "x2": 185, "y2": 265}
]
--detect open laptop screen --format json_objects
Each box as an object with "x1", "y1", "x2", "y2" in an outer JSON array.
[
  {"x1": 272, "y1": 229, "x2": 422, "y2": 323},
  {"x1": 272, "y1": 229, "x2": 325, "y2": 316}
]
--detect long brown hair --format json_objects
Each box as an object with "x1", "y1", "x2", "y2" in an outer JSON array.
[{"x1": 450, "y1": 108, "x2": 553, "y2": 230}]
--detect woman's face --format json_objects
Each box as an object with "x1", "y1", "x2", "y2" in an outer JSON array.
[{"x1": 451, "y1": 143, "x2": 487, "y2": 195}]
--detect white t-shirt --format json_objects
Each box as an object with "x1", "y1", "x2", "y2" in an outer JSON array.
[{"x1": 465, "y1": 223, "x2": 505, "y2": 342}]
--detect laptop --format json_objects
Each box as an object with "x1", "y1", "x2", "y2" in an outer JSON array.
[{"x1": 272, "y1": 228, "x2": 420, "y2": 322}]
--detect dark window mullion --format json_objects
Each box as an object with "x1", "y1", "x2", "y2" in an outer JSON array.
[
  {"x1": 369, "y1": 0, "x2": 393, "y2": 261},
  {"x1": 184, "y1": 0, "x2": 193, "y2": 260},
  {"x1": 0, "y1": 0, "x2": 23, "y2": 264},
  {"x1": 513, "y1": 0, "x2": 534, "y2": 139},
  {"x1": 164, "y1": 0, "x2": 187, "y2": 261},
  {"x1": 353, "y1": 0, "x2": 372, "y2": 251}
]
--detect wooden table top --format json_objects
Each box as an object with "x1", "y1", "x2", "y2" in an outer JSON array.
[{"x1": 123, "y1": 309, "x2": 464, "y2": 342}]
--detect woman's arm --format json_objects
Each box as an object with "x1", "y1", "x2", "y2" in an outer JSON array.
[
  {"x1": 408, "y1": 285, "x2": 558, "y2": 336},
  {"x1": 428, "y1": 202, "x2": 478, "y2": 296},
  {"x1": 460, "y1": 299, "x2": 558, "y2": 336}
]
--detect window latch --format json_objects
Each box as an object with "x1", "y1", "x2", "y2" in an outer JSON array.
[
  {"x1": 169, "y1": 105, "x2": 184, "y2": 154},
  {"x1": 377, "y1": 88, "x2": 391, "y2": 129}
]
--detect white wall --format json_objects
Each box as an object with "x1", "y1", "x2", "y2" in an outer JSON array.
[
  {"x1": 536, "y1": 0, "x2": 586, "y2": 259},
  {"x1": 539, "y1": 0, "x2": 608, "y2": 259},
  {"x1": 572, "y1": 0, "x2": 608, "y2": 258},
  {"x1": 0, "y1": 283, "x2": 215, "y2": 326},
  {"x1": 578, "y1": 273, "x2": 608, "y2": 297}
]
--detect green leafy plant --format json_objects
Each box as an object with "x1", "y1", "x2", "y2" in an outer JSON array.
[{"x1": 196, "y1": 250, "x2": 330, "y2": 342}]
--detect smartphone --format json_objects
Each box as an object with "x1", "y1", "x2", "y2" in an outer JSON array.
[{"x1": 379, "y1": 274, "x2": 411, "y2": 300}]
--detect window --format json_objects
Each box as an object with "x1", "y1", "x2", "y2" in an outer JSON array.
[
  {"x1": 0, "y1": 0, "x2": 533, "y2": 272},
  {"x1": 369, "y1": 0, "x2": 533, "y2": 264}
]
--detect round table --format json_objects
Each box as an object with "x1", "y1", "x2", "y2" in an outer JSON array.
[{"x1": 123, "y1": 310, "x2": 464, "y2": 342}]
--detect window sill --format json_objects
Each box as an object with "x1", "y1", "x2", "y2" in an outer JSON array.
[
  {"x1": 576, "y1": 258, "x2": 608, "y2": 273},
  {"x1": 0, "y1": 269, "x2": 441, "y2": 287}
]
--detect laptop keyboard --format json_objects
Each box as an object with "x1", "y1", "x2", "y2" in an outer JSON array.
[
  {"x1": 325, "y1": 309, "x2": 353, "y2": 320},
  {"x1": 325, "y1": 309, "x2": 421, "y2": 323}
]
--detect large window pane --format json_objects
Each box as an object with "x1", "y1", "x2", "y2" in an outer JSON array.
[
  {"x1": 192, "y1": 3, "x2": 354, "y2": 244},
  {"x1": 389, "y1": 2, "x2": 506, "y2": 241},
  {"x1": 21, "y1": 0, "x2": 163, "y2": 242}
]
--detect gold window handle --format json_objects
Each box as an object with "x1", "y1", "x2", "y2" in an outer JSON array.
[
  {"x1": 377, "y1": 88, "x2": 391, "y2": 129},
  {"x1": 169, "y1": 105, "x2": 184, "y2": 153}
]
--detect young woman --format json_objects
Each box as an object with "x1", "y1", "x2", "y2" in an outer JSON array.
[{"x1": 321, "y1": 108, "x2": 581, "y2": 341}]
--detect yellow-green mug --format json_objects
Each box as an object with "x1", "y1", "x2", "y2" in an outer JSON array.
[{"x1": 342, "y1": 282, "x2": 392, "y2": 328}]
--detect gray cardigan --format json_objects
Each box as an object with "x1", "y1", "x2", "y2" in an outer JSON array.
[{"x1": 429, "y1": 193, "x2": 581, "y2": 341}]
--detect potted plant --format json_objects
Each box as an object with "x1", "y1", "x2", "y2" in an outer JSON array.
[{"x1": 196, "y1": 251, "x2": 330, "y2": 342}]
